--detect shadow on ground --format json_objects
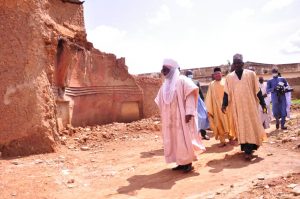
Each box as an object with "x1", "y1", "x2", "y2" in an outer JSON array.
[
  {"x1": 117, "y1": 169, "x2": 199, "y2": 195},
  {"x1": 206, "y1": 152, "x2": 264, "y2": 173},
  {"x1": 204, "y1": 142, "x2": 237, "y2": 154},
  {"x1": 140, "y1": 149, "x2": 164, "y2": 158}
]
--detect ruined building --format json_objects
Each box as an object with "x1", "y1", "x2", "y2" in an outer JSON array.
[
  {"x1": 1, "y1": 0, "x2": 298, "y2": 157},
  {"x1": 0, "y1": 0, "x2": 143, "y2": 156},
  {"x1": 134, "y1": 76, "x2": 161, "y2": 118}
]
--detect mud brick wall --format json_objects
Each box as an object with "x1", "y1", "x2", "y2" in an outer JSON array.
[
  {"x1": 135, "y1": 76, "x2": 162, "y2": 118},
  {"x1": 0, "y1": 0, "x2": 58, "y2": 156},
  {"x1": 0, "y1": 0, "x2": 144, "y2": 156},
  {"x1": 56, "y1": 40, "x2": 143, "y2": 127}
]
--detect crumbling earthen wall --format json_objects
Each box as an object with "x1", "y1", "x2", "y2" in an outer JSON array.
[
  {"x1": 39, "y1": 0, "x2": 144, "y2": 128},
  {"x1": 135, "y1": 76, "x2": 162, "y2": 118},
  {"x1": 0, "y1": 0, "x2": 144, "y2": 156},
  {"x1": 285, "y1": 77, "x2": 300, "y2": 99},
  {"x1": 48, "y1": 0, "x2": 84, "y2": 29},
  {"x1": 56, "y1": 41, "x2": 143, "y2": 126},
  {"x1": 0, "y1": 0, "x2": 59, "y2": 156}
]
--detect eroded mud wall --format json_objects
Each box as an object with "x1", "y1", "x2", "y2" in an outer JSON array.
[
  {"x1": 0, "y1": 0, "x2": 58, "y2": 156},
  {"x1": 56, "y1": 39, "x2": 143, "y2": 127},
  {"x1": 135, "y1": 76, "x2": 162, "y2": 118}
]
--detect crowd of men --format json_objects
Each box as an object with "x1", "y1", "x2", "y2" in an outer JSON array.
[{"x1": 155, "y1": 54, "x2": 292, "y2": 173}]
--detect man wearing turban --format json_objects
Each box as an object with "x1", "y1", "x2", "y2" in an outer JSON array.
[{"x1": 155, "y1": 59, "x2": 205, "y2": 172}]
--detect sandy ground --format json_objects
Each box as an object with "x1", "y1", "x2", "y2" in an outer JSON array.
[{"x1": 0, "y1": 113, "x2": 299, "y2": 199}]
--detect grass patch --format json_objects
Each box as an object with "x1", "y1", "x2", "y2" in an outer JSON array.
[{"x1": 292, "y1": 99, "x2": 300, "y2": 105}]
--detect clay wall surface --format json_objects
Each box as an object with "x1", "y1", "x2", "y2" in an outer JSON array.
[
  {"x1": 0, "y1": 0, "x2": 143, "y2": 156},
  {"x1": 0, "y1": 0, "x2": 58, "y2": 156},
  {"x1": 56, "y1": 40, "x2": 143, "y2": 127},
  {"x1": 48, "y1": 0, "x2": 85, "y2": 30},
  {"x1": 135, "y1": 76, "x2": 162, "y2": 118},
  {"x1": 285, "y1": 77, "x2": 300, "y2": 99}
]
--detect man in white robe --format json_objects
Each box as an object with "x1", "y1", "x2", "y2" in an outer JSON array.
[
  {"x1": 285, "y1": 83, "x2": 292, "y2": 119},
  {"x1": 155, "y1": 59, "x2": 205, "y2": 173},
  {"x1": 258, "y1": 77, "x2": 271, "y2": 129}
]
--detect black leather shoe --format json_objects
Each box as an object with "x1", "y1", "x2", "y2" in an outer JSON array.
[
  {"x1": 276, "y1": 123, "x2": 279, "y2": 129},
  {"x1": 172, "y1": 165, "x2": 184, "y2": 170},
  {"x1": 281, "y1": 126, "x2": 287, "y2": 130},
  {"x1": 182, "y1": 163, "x2": 193, "y2": 173}
]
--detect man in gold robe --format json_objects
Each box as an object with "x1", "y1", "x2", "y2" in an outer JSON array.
[
  {"x1": 205, "y1": 67, "x2": 234, "y2": 147},
  {"x1": 221, "y1": 54, "x2": 267, "y2": 160}
]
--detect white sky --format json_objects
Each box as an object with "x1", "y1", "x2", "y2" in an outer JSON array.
[{"x1": 84, "y1": 0, "x2": 300, "y2": 74}]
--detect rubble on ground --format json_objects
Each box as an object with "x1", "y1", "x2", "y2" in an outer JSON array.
[
  {"x1": 267, "y1": 115, "x2": 300, "y2": 152},
  {"x1": 291, "y1": 103, "x2": 300, "y2": 112},
  {"x1": 238, "y1": 173, "x2": 300, "y2": 198},
  {"x1": 57, "y1": 116, "x2": 161, "y2": 150}
]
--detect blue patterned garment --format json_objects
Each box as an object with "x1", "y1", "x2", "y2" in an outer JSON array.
[{"x1": 197, "y1": 96, "x2": 210, "y2": 130}]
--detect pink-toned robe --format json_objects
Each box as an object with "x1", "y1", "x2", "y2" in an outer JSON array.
[{"x1": 155, "y1": 76, "x2": 205, "y2": 165}]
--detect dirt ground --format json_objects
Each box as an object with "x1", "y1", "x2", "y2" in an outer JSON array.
[{"x1": 0, "y1": 110, "x2": 300, "y2": 199}]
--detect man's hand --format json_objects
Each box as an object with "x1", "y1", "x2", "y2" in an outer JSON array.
[
  {"x1": 263, "y1": 94, "x2": 268, "y2": 98},
  {"x1": 221, "y1": 106, "x2": 227, "y2": 114},
  {"x1": 185, "y1": 115, "x2": 193, "y2": 123}
]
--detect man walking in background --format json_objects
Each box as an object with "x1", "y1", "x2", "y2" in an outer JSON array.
[
  {"x1": 259, "y1": 77, "x2": 271, "y2": 129},
  {"x1": 185, "y1": 70, "x2": 210, "y2": 140},
  {"x1": 267, "y1": 68, "x2": 289, "y2": 130},
  {"x1": 206, "y1": 67, "x2": 235, "y2": 147}
]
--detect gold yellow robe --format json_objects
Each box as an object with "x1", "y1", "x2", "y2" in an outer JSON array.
[
  {"x1": 205, "y1": 78, "x2": 234, "y2": 143},
  {"x1": 224, "y1": 69, "x2": 266, "y2": 146}
]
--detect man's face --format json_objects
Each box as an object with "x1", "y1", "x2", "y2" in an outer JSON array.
[
  {"x1": 185, "y1": 71, "x2": 193, "y2": 78},
  {"x1": 214, "y1": 71, "x2": 222, "y2": 81},
  {"x1": 259, "y1": 77, "x2": 264, "y2": 84},
  {"x1": 271, "y1": 69, "x2": 278, "y2": 77},
  {"x1": 233, "y1": 60, "x2": 244, "y2": 70},
  {"x1": 161, "y1": 65, "x2": 170, "y2": 76}
]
